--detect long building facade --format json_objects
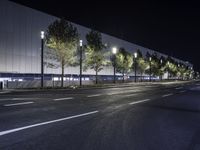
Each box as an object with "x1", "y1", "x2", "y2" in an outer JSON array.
[{"x1": 0, "y1": 0, "x2": 192, "y2": 83}]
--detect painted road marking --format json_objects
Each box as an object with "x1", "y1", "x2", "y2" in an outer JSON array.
[
  {"x1": 124, "y1": 94, "x2": 138, "y2": 97},
  {"x1": 0, "y1": 111, "x2": 99, "y2": 137},
  {"x1": 0, "y1": 91, "x2": 11, "y2": 94},
  {"x1": 107, "y1": 90, "x2": 141, "y2": 96},
  {"x1": 87, "y1": 94, "x2": 102, "y2": 98},
  {"x1": 129, "y1": 99, "x2": 151, "y2": 105},
  {"x1": 12, "y1": 98, "x2": 39, "y2": 100},
  {"x1": 162, "y1": 93, "x2": 173, "y2": 97},
  {"x1": 107, "y1": 92, "x2": 118, "y2": 96},
  {"x1": 54, "y1": 97, "x2": 74, "y2": 101},
  {"x1": 175, "y1": 87, "x2": 183, "y2": 90},
  {"x1": 4, "y1": 102, "x2": 34, "y2": 107}
]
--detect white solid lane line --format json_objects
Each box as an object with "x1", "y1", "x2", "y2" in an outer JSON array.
[
  {"x1": 4, "y1": 102, "x2": 34, "y2": 107},
  {"x1": 54, "y1": 97, "x2": 74, "y2": 101},
  {"x1": 87, "y1": 94, "x2": 102, "y2": 98},
  {"x1": 0, "y1": 110, "x2": 99, "y2": 137},
  {"x1": 162, "y1": 93, "x2": 173, "y2": 97},
  {"x1": 129, "y1": 99, "x2": 151, "y2": 105}
]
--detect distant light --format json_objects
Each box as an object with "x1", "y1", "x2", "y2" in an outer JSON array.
[
  {"x1": 41, "y1": 31, "x2": 45, "y2": 39},
  {"x1": 149, "y1": 57, "x2": 152, "y2": 61},
  {"x1": 160, "y1": 59, "x2": 163, "y2": 64},
  {"x1": 80, "y1": 40, "x2": 83, "y2": 47},
  {"x1": 112, "y1": 47, "x2": 117, "y2": 54},
  {"x1": 134, "y1": 52, "x2": 137, "y2": 58}
]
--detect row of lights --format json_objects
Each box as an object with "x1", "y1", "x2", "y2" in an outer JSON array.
[{"x1": 40, "y1": 31, "x2": 193, "y2": 86}]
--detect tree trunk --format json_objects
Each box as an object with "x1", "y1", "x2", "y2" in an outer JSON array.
[
  {"x1": 141, "y1": 72, "x2": 143, "y2": 82},
  {"x1": 61, "y1": 61, "x2": 64, "y2": 88},
  {"x1": 95, "y1": 70, "x2": 98, "y2": 84},
  {"x1": 122, "y1": 70, "x2": 125, "y2": 83}
]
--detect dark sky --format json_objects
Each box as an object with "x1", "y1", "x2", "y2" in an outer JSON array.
[{"x1": 11, "y1": 0, "x2": 200, "y2": 71}]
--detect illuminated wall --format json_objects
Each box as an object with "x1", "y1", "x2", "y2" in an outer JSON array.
[{"x1": 0, "y1": 0, "x2": 190, "y2": 76}]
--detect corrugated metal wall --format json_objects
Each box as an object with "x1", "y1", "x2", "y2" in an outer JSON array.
[{"x1": 0, "y1": 0, "x2": 190, "y2": 76}]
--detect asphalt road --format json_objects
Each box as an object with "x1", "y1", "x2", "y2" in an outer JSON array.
[{"x1": 0, "y1": 81, "x2": 200, "y2": 150}]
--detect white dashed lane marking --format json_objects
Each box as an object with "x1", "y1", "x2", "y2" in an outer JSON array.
[
  {"x1": 53, "y1": 97, "x2": 74, "y2": 101},
  {"x1": 87, "y1": 94, "x2": 102, "y2": 98},
  {"x1": 4, "y1": 102, "x2": 34, "y2": 107},
  {"x1": 162, "y1": 93, "x2": 173, "y2": 97},
  {"x1": 129, "y1": 99, "x2": 151, "y2": 105}
]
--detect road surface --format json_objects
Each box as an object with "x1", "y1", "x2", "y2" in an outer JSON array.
[{"x1": 0, "y1": 81, "x2": 200, "y2": 150}]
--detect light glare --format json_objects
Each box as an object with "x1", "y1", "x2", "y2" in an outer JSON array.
[
  {"x1": 41, "y1": 31, "x2": 44, "y2": 39},
  {"x1": 112, "y1": 47, "x2": 117, "y2": 54}
]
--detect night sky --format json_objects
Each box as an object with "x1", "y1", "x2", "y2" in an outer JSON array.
[{"x1": 11, "y1": 0, "x2": 200, "y2": 71}]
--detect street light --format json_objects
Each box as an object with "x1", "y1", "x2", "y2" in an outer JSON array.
[
  {"x1": 149, "y1": 57, "x2": 152, "y2": 82},
  {"x1": 167, "y1": 61, "x2": 170, "y2": 80},
  {"x1": 160, "y1": 59, "x2": 163, "y2": 81},
  {"x1": 134, "y1": 52, "x2": 137, "y2": 82},
  {"x1": 41, "y1": 31, "x2": 44, "y2": 88},
  {"x1": 112, "y1": 47, "x2": 117, "y2": 83},
  {"x1": 79, "y1": 40, "x2": 83, "y2": 87}
]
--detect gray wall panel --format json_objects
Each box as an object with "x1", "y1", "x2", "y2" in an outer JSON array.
[{"x1": 0, "y1": 0, "x2": 191, "y2": 76}]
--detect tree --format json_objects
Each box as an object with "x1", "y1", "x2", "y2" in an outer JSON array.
[
  {"x1": 158, "y1": 56, "x2": 167, "y2": 80},
  {"x1": 84, "y1": 30, "x2": 107, "y2": 84},
  {"x1": 165, "y1": 57, "x2": 178, "y2": 79},
  {"x1": 150, "y1": 52, "x2": 160, "y2": 77},
  {"x1": 145, "y1": 52, "x2": 159, "y2": 80},
  {"x1": 135, "y1": 49, "x2": 148, "y2": 81},
  {"x1": 114, "y1": 48, "x2": 133, "y2": 82},
  {"x1": 45, "y1": 18, "x2": 79, "y2": 87}
]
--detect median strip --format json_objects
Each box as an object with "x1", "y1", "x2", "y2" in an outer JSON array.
[
  {"x1": 54, "y1": 97, "x2": 74, "y2": 101},
  {"x1": 162, "y1": 93, "x2": 173, "y2": 97},
  {"x1": 0, "y1": 110, "x2": 99, "y2": 137},
  {"x1": 4, "y1": 102, "x2": 34, "y2": 107},
  {"x1": 129, "y1": 99, "x2": 151, "y2": 105}
]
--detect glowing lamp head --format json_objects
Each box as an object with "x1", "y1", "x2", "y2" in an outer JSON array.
[
  {"x1": 134, "y1": 52, "x2": 137, "y2": 58},
  {"x1": 112, "y1": 47, "x2": 117, "y2": 54},
  {"x1": 149, "y1": 57, "x2": 152, "y2": 61},
  {"x1": 80, "y1": 40, "x2": 83, "y2": 47},
  {"x1": 41, "y1": 31, "x2": 45, "y2": 39}
]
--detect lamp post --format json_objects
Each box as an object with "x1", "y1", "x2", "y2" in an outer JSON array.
[
  {"x1": 134, "y1": 52, "x2": 137, "y2": 82},
  {"x1": 160, "y1": 59, "x2": 163, "y2": 81},
  {"x1": 41, "y1": 31, "x2": 44, "y2": 88},
  {"x1": 112, "y1": 47, "x2": 117, "y2": 83},
  {"x1": 149, "y1": 57, "x2": 152, "y2": 82},
  {"x1": 79, "y1": 40, "x2": 83, "y2": 87},
  {"x1": 167, "y1": 61, "x2": 169, "y2": 80}
]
